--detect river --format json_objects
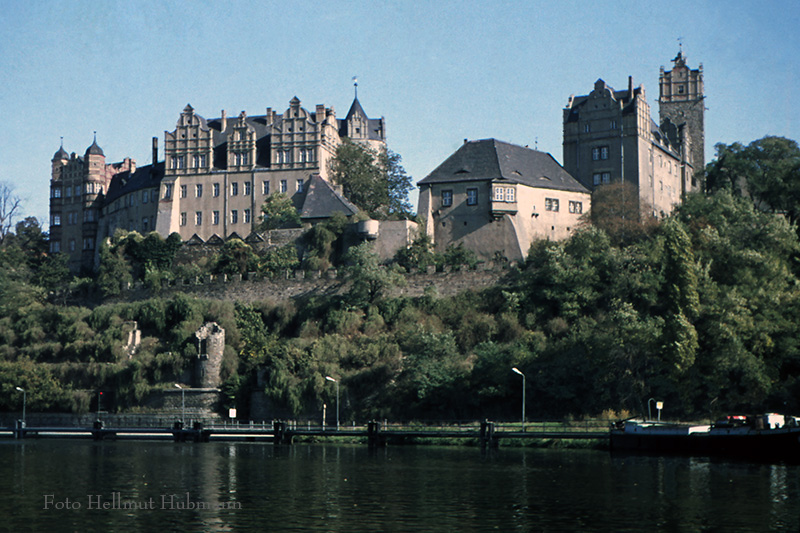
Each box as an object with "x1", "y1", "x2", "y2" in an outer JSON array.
[{"x1": 2, "y1": 439, "x2": 798, "y2": 531}]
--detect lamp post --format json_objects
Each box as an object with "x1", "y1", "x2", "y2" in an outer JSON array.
[
  {"x1": 511, "y1": 368, "x2": 525, "y2": 432},
  {"x1": 325, "y1": 376, "x2": 339, "y2": 431},
  {"x1": 15, "y1": 387, "x2": 26, "y2": 428},
  {"x1": 174, "y1": 384, "x2": 185, "y2": 426}
]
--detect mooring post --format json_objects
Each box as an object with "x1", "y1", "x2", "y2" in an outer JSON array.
[
  {"x1": 273, "y1": 420, "x2": 285, "y2": 445},
  {"x1": 93, "y1": 419, "x2": 104, "y2": 441},
  {"x1": 368, "y1": 420, "x2": 383, "y2": 448},
  {"x1": 15, "y1": 419, "x2": 24, "y2": 440}
]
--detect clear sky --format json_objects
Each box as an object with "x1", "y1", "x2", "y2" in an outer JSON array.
[{"x1": 1, "y1": 0, "x2": 798, "y2": 226}]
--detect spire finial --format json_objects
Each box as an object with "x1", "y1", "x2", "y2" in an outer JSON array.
[
  {"x1": 60, "y1": 136, "x2": 64, "y2": 148},
  {"x1": 352, "y1": 76, "x2": 358, "y2": 99},
  {"x1": 93, "y1": 131, "x2": 97, "y2": 143}
]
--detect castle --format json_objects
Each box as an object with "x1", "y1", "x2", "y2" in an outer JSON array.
[
  {"x1": 418, "y1": 52, "x2": 705, "y2": 260},
  {"x1": 50, "y1": 52, "x2": 705, "y2": 269},
  {"x1": 562, "y1": 51, "x2": 704, "y2": 216},
  {"x1": 49, "y1": 95, "x2": 384, "y2": 272}
]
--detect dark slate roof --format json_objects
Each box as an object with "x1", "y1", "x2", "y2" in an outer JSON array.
[
  {"x1": 85, "y1": 139, "x2": 105, "y2": 157},
  {"x1": 338, "y1": 97, "x2": 385, "y2": 141},
  {"x1": 418, "y1": 139, "x2": 589, "y2": 193},
  {"x1": 53, "y1": 146, "x2": 69, "y2": 161},
  {"x1": 299, "y1": 175, "x2": 358, "y2": 219},
  {"x1": 104, "y1": 162, "x2": 165, "y2": 204}
]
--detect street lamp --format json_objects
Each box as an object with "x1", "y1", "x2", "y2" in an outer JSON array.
[
  {"x1": 325, "y1": 376, "x2": 339, "y2": 431},
  {"x1": 174, "y1": 384, "x2": 185, "y2": 426},
  {"x1": 15, "y1": 387, "x2": 26, "y2": 428},
  {"x1": 511, "y1": 368, "x2": 525, "y2": 432}
]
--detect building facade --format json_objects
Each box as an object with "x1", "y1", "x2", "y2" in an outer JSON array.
[
  {"x1": 49, "y1": 96, "x2": 384, "y2": 271},
  {"x1": 562, "y1": 53, "x2": 704, "y2": 217},
  {"x1": 418, "y1": 139, "x2": 591, "y2": 262}
]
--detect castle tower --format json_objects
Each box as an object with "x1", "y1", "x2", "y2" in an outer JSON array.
[
  {"x1": 48, "y1": 142, "x2": 69, "y2": 254},
  {"x1": 659, "y1": 51, "x2": 705, "y2": 179}
]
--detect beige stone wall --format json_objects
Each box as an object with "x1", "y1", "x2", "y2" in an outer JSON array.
[{"x1": 421, "y1": 181, "x2": 589, "y2": 261}]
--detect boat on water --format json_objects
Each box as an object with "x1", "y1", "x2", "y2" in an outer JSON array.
[{"x1": 610, "y1": 413, "x2": 800, "y2": 461}]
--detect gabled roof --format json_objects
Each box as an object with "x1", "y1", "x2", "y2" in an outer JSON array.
[
  {"x1": 418, "y1": 139, "x2": 589, "y2": 193},
  {"x1": 105, "y1": 162, "x2": 165, "y2": 204},
  {"x1": 299, "y1": 174, "x2": 358, "y2": 220}
]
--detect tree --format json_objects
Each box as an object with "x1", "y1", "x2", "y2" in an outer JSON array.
[
  {"x1": 258, "y1": 193, "x2": 300, "y2": 230},
  {"x1": 705, "y1": 136, "x2": 800, "y2": 226},
  {"x1": 586, "y1": 181, "x2": 659, "y2": 246},
  {"x1": 329, "y1": 139, "x2": 413, "y2": 219},
  {"x1": 215, "y1": 238, "x2": 258, "y2": 276},
  {"x1": 382, "y1": 149, "x2": 414, "y2": 218},
  {"x1": 0, "y1": 182, "x2": 22, "y2": 245},
  {"x1": 343, "y1": 242, "x2": 404, "y2": 307}
]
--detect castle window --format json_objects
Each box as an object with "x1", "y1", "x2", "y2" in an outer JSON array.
[
  {"x1": 545, "y1": 198, "x2": 559, "y2": 212},
  {"x1": 212, "y1": 211, "x2": 219, "y2": 225},
  {"x1": 441, "y1": 190, "x2": 453, "y2": 207},
  {"x1": 244, "y1": 209, "x2": 251, "y2": 224},
  {"x1": 280, "y1": 180, "x2": 288, "y2": 193},
  {"x1": 142, "y1": 190, "x2": 148, "y2": 204},
  {"x1": 231, "y1": 182, "x2": 239, "y2": 196},
  {"x1": 213, "y1": 183, "x2": 220, "y2": 197},
  {"x1": 51, "y1": 214, "x2": 61, "y2": 226},
  {"x1": 244, "y1": 182, "x2": 251, "y2": 196},
  {"x1": 467, "y1": 188, "x2": 478, "y2": 206},
  {"x1": 592, "y1": 146, "x2": 609, "y2": 161},
  {"x1": 180, "y1": 185, "x2": 187, "y2": 198},
  {"x1": 172, "y1": 156, "x2": 185, "y2": 170},
  {"x1": 569, "y1": 201, "x2": 583, "y2": 214},
  {"x1": 505, "y1": 187, "x2": 515, "y2": 202},
  {"x1": 263, "y1": 181, "x2": 270, "y2": 195},
  {"x1": 65, "y1": 186, "x2": 71, "y2": 198},
  {"x1": 494, "y1": 187, "x2": 504, "y2": 202},
  {"x1": 195, "y1": 211, "x2": 202, "y2": 226},
  {"x1": 74, "y1": 185, "x2": 81, "y2": 198},
  {"x1": 584, "y1": 123, "x2": 591, "y2": 133},
  {"x1": 69, "y1": 239, "x2": 76, "y2": 252},
  {"x1": 196, "y1": 184, "x2": 203, "y2": 198},
  {"x1": 231, "y1": 210, "x2": 238, "y2": 224},
  {"x1": 297, "y1": 179, "x2": 304, "y2": 193},
  {"x1": 142, "y1": 217, "x2": 149, "y2": 232},
  {"x1": 83, "y1": 238, "x2": 94, "y2": 250},
  {"x1": 50, "y1": 241, "x2": 60, "y2": 253},
  {"x1": 610, "y1": 120, "x2": 617, "y2": 130},
  {"x1": 52, "y1": 187, "x2": 62, "y2": 199},
  {"x1": 180, "y1": 212, "x2": 187, "y2": 226}
]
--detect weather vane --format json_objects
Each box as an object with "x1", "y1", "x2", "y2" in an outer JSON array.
[{"x1": 352, "y1": 76, "x2": 358, "y2": 99}]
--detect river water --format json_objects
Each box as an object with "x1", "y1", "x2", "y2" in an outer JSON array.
[{"x1": 2, "y1": 439, "x2": 798, "y2": 531}]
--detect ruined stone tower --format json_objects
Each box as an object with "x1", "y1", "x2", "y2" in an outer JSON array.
[{"x1": 194, "y1": 322, "x2": 224, "y2": 388}]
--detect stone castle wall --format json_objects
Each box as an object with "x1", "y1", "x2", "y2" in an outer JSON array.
[{"x1": 148, "y1": 265, "x2": 509, "y2": 304}]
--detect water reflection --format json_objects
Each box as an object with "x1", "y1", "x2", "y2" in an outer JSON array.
[{"x1": 1, "y1": 441, "x2": 798, "y2": 531}]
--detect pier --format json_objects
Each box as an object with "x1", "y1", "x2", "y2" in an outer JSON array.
[{"x1": 2, "y1": 419, "x2": 610, "y2": 447}]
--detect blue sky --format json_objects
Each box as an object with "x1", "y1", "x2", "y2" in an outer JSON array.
[{"x1": 1, "y1": 0, "x2": 799, "y2": 225}]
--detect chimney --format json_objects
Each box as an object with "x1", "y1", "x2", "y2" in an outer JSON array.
[
  {"x1": 221, "y1": 110, "x2": 227, "y2": 132},
  {"x1": 152, "y1": 137, "x2": 158, "y2": 164},
  {"x1": 316, "y1": 104, "x2": 325, "y2": 123},
  {"x1": 628, "y1": 76, "x2": 634, "y2": 99},
  {"x1": 266, "y1": 107, "x2": 272, "y2": 125}
]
